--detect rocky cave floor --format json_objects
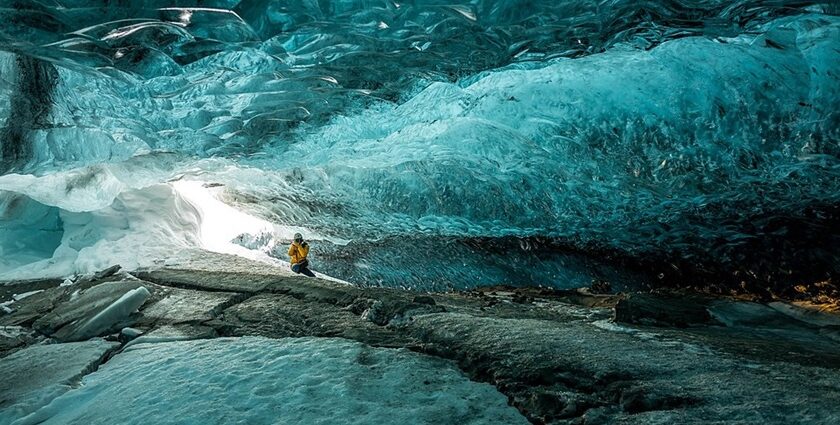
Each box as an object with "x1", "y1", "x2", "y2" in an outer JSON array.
[{"x1": 2, "y1": 252, "x2": 840, "y2": 424}]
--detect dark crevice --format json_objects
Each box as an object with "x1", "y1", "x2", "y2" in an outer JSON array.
[
  {"x1": 129, "y1": 271, "x2": 260, "y2": 294},
  {"x1": 0, "y1": 54, "x2": 58, "y2": 172},
  {"x1": 210, "y1": 293, "x2": 254, "y2": 317},
  {"x1": 67, "y1": 342, "x2": 121, "y2": 388}
]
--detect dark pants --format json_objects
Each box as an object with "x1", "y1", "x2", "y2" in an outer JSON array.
[{"x1": 291, "y1": 259, "x2": 316, "y2": 277}]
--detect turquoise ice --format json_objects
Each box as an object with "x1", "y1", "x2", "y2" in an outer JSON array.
[{"x1": 0, "y1": 2, "x2": 837, "y2": 291}]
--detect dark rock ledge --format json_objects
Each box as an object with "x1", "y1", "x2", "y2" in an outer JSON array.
[{"x1": 2, "y1": 253, "x2": 840, "y2": 424}]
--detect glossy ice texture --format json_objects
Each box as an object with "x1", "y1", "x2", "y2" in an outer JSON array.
[{"x1": 0, "y1": 2, "x2": 837, "y2": 290}]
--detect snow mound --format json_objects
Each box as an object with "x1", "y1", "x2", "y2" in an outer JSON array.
[
  {"x1": 14, "y1": 336, "x2": 527, "y2": 425},
  {"x1": 0, "y1": 159, "x2": 308, "y2": 280}
]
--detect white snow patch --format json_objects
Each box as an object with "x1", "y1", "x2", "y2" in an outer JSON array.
[
  {"x1": 171, "y1": 180, "x2": 274, "y2": 257},
  {"x1": 0, "y1": 168, "x2": 124, "y2": 213},
  {"x1": 0, "y1": 181, "x2": 204, "y2": 280},
  {"x1": 0, "y1": 162, "x2": 345, "y2": 283},
  {"x1": 0, "y1": 325, "x2": 26, "y2": 338},
  {"x1": 171, "y1": 181, "x2": 349, "y2": 284},
  {"x1": 11, "y1": 291, "x2": 43, "y2": 302},
  {"x1": 15, "y1": 337, "x2": 527, "y2": 425}
]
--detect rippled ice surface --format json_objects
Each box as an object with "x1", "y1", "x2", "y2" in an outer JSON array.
[
  {"x1": 0, "y1": 2, "x2": 837, "y2": 291},
  {"x1": 7, "y1": 337, "x2": 527, "y2": 425}
]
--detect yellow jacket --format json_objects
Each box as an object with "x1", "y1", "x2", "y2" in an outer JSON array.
[{"x1": 288, "y1": 242, "x2": 309, "y2": 265}]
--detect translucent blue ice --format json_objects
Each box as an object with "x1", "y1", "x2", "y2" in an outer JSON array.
[{"x1": 0, "y1": 2, "x2": 837, "y2": 290}]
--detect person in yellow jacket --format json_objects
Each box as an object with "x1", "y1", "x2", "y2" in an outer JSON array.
[{"x1": 288, "y1": 233, "x2": 315, "y2": 277}]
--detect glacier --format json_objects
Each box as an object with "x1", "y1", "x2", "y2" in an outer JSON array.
[{"x1": 0, "y1": 1, "x2": 838, "y2": 294}]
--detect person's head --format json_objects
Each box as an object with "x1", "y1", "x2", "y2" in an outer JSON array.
[{"x1": 293, "y1": 233, "x2": 303, "y2": 243}]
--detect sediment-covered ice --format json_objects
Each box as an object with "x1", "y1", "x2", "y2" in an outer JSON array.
[{"x1": 13, "y1": 336, "x2": 528, "y2": 425}]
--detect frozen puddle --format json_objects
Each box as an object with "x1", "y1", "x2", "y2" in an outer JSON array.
[{"x1": 14, "y1": 337, "x2": 528, "y2": 425}]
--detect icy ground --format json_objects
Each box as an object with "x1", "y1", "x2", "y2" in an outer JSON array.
[
  {"x1": 9, "y1": 337, "x2": 527, "y2": 425},
  {"x1": 2, "y1": 253, "x2": 840, "y2": 424}
]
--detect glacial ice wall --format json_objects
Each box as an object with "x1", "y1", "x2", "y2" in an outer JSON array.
[{"x1": 0, "y1": 1, "x2": 838, "y2": 292}]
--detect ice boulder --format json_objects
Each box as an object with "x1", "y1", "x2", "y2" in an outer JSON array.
[{"x1": 33, "y1": 281, "x2": 151, "y2": 342}]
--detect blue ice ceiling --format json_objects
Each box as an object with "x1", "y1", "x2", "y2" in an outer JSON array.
[{"x1": 0, "y1": 1, "x2": 838, "y2": 292}]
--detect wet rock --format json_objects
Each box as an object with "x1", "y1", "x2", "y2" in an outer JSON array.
[
  {"x1": 554, "y1": 288, "x2": 623, "y2": 309},
  {"x1": 362, "y1": 300, "x2": 389, "y2": 325},
  {"x1": 767, "y1": 302, "x2": 840, "y2": 328},
  {"x1": 519, "y1": 390, "x2": 598, "y2": 422},
  {"x1": 0, "y1": 334, "x2": 25, "y2": 353},
  {"x1": 0, "y1": 278, "x2": 62, "y2": 304},
  {"x1": 0, "y1": 326, "x2": 41, "y2": 356},
  {"x1": 580, "y1": 406, "x2": 620, "y2": 425},
  {"x1": 134, "y1": 269, "x2": 289, "y2": 293},
  {"x1": 219, "y1": 294, "x2": 414, "y2": 347},
  {"x1": 34, "y1": 261, "x2": 839, "y2": 425},
  {"x1": 93, "y1": 264, "x2": 122, "y2": 280},
  {"x1": 471, "y1": 285, "x2": 622, "y2": 310},
  {"x1": 619, "y1": 387, "x2": 697, "y2": 414},
  {"x1": 589, "y1": 280, "x2": 613, "y2": 294},
  {"x1": 33, "y1": 280, "x2": 151, "y2": 342},
  {"x1": 392, "y1": 304, "x2": 447, "y2": 325},
  {"x1": 523, "y1": 392, "x2": 566, "y2": 420},
  {"x1": 707, "y1": 300, "x2": 797, "y2": 328},
  {"x1": 362, "y1": 299, "x2": 445, "y2": 326},
  {"x1": 404, "y1": 314, "x2": 722, "y2": 423},
  {"x1": 139, "y1": 288, "x2": 246, "y2": 324},
  {"x1": 0, "y1": 339, "x2": 119, "y2": 422},
  {"x1": 511, "y1": 292, "x2": 533, "y2": 304},
  {"x1": 413, "y1": 295, "x2": 436, "y2": 305},
  {"x1": 345, "y1": 297, "x2": 375, "y2": 315},
  {"x1": 267, "y1": 280, "x2": 357, "y2": 305},
  {"x1": 0, "y1": 286, "x2": 72, "y2": 327},
  {"x1": 613, "y1": 293, "x2": 715, "y2": 327}
]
